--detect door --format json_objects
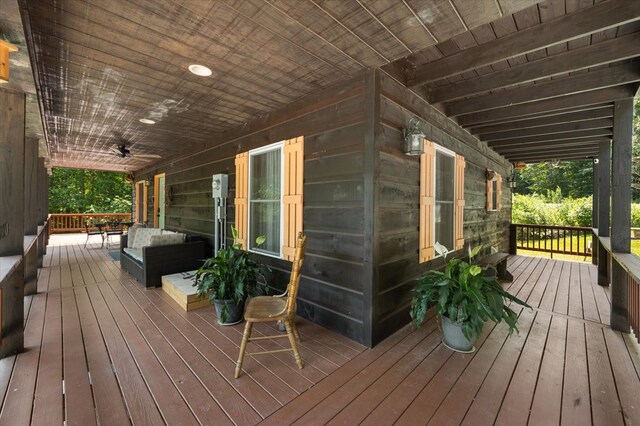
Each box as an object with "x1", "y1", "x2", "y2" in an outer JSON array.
[{"x1": 153, "y1": 173, "x2": 166, "y2": 229}]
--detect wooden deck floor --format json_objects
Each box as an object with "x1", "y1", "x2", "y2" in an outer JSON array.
[{"x1": 1, "y1": 235, "x2": 639, "y2": 425}]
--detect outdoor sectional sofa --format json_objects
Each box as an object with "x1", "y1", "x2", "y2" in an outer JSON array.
[{"x1": 119, "y1": 227, "x2": 205, "y2": 287}]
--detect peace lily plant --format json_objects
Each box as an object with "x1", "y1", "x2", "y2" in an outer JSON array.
[{"x1": 410, "y1": 242, "x2": 531, "y2": 352}]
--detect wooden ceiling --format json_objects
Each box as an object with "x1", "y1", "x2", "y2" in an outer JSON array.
[{"x1": 8, "y1": 0, "x2": 640, "y2": 171}]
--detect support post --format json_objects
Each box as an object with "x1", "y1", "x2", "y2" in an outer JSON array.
[
  {"x1": 592, "y1": 159, "x2": 598, "y2": 265},
  {"x1": 597, "y1": 140, "x2": 610, "y2": 285},
  {"x1": 36, "y1": 158, "x2": 47, "y2": 267},
  {"x1": 509, "y1": 224, "x2": 517, "y2": 255},
  {"x1": 23, "y1": 137, "x2": 38, "y2": 295},
  {"x1": 0, "y1": 89, "x2": 25, "y2": 357},
  {"x1": 610, "y1": 98, "x2": 633, "y2": 332}
]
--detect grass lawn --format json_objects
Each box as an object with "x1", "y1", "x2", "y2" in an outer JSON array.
[{"x1": 517, "y1": 236, "x2": 640, "y2": 262}]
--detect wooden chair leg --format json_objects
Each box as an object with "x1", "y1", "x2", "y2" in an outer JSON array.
[
  {"x1": 235, "y1": 321, "x2": 253, "y2": 378},
  {"x1": 292, "y1": 320, "x2": 301, "y2": 342},
  {"x1": 284, "y1": 319, "x2": 303, "y2": 369}
]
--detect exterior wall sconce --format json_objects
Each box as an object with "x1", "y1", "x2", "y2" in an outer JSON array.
[
  {"x1": 403, "y1": 117, "x2": 425, "y2": 156},
  {"x1": 507, "y1": 174, "x2": 517, "y2": 188}
]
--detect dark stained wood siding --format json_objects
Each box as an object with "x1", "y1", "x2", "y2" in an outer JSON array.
[
  {"x1": 137, "y1": 74, "x2": 369, "y2": 343},
  {"x1": 136, "y1": 69, "x2": 513, "y2": 346},
  {"x1": 372, "y1": 71, "x2": 513, "y2": 344}
]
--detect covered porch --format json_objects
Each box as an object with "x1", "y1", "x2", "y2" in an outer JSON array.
[{"x1": 2, "y1": 234, "x2": 639, "y2": 424}]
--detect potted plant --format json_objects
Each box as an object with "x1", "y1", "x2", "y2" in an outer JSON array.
[
  {"x1": 410, "y1": 243, "x2": 531, "y2": 352},
  {"x1": 194, "y1": 227, "x2": 266, "y2": 325}
]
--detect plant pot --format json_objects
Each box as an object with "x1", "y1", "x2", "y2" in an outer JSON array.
[
  {"x1": 441, "y1": 315, "x2": 480, "y2": 353},
  {"x1": 213, "y1": 299, "x2": 244, "y2": 325}
]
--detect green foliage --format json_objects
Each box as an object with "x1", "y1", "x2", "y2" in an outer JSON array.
[
  {"x1": 512, "y1": 194, "x2": 594, "y2": 227},
  {"x1": 193, "y1": 227, "x2": 266, "y2": 323},
  {"x1": 49, "y1": 168, "x2": 132, "y2": 213},
  {"x1": 632, "y1": 204, "x2": 640, "y2": 228},
  {"x1": 515, "y1": 160, "x2": 593, "y2": 199},
  {"x1": 410, "y1": 244, "x2": 531, "y2": 341}
]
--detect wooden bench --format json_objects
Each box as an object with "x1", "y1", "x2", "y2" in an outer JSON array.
[{"x1": 477, "y1": 253, "x2": 513, "y2": 282}]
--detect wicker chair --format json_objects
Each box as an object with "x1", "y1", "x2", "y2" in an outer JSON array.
[{"x1": 235, "y1": 232, "x2": 307, "y2": 378}]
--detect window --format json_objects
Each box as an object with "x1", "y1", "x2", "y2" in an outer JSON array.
[
  {"x1": 248, "y1": 142, "x2": 283, "y2": 257},
  {"x1": 434, "y1": 148, "x2": 456, "y2": 250},
  {"x1": 486, "y1": 172, "x2": 502, "y2": 211},
  {"x1": 420, "y1": 140, "x2": 465, "y2": 263},
  {"x1": 235, "y1": 136, "x2": 304, "y2": 261}
]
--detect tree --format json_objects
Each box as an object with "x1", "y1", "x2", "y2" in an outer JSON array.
[
  {"x1": 49, "y1": 168, "x2": 132, "y2": 213},
  {"x1": 515, "y1": 159, "x2": 593, "y2": 200},
  {"x1": 632, "y1": 96, "x2": 640, "y2": 200}
]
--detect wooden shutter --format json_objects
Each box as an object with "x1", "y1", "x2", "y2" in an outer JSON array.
[
  {"x1": 283, "y1": 136, "x2": 304, "y2": 261},
  {"x1": 234, "y1": 152, "x2": 248, "y2": 249},
  {"x1": 454, "y1": 155, "x2": 466, "y2": 251},
  {"x1": 496, "y1": 174, "x2": 503, "y2": 211},
  {"x1": 420, "y1": 140, "x2": 436, "y2": 263},
  {"x1": 486, "y1": 177, "x2": 493, "y2": 211}
]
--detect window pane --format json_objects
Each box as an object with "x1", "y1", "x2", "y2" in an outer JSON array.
[
  {"x1": 435, "y1": 203, "x2": 454, "y2": 249},
  {"x1": 492, "y1": 180, "x2": 498, "y2": 210},
  {"x1": 435, "y1": 150, "x2": 455, "y2": 250},
  {"x1": 251, "y1": 149, "x2": 281, "y2": 201},
  {"x1": 435, "y1": 152, "x2": 455, "y2": 202},
  {"x1": 249, "y1": 146, "x2": 281, "y2": 256},
  {"x1": 250, "y1": 202, "x2": 280, "y2": 254}
]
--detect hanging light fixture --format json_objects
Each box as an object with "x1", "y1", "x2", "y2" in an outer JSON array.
[{"x1": 403, "y1": 117, "x2": 425, "y2": 156}]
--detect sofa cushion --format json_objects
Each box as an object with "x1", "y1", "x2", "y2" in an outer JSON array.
[
  {"x1": 149, "y1": 233, "x2": 186, "y2": 246},
  {"x1": 127, "y1": 225, "x2": 142, "y2": 248},
  {"x1": 123, "y1": 247, "x2": 144, "y2": 263},
  {"x1": 132, "y1": 228, "x2": 162, "y2": 249}
]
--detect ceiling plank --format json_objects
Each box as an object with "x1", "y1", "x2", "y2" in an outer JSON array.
[
  {"x1": 471, "y1": 107, "x2": 614, "y2": 135},
  {"x1": 446, "y1": 63, "x2": 640, "y2": 116},
  {"x1": 480, "y1": 118, "x2": 614, "y2": 142},
  {"x1": 488, "y1": 137, "x2": 611, "y2": 152},
  {"x1": 488, "y1": 131, "x2": 612, "y2": 147},
  {"x1": 495, "y1": 145, "x2": 600, "y2": 158},
  {"x1": 407, "y1": 0, "x2": 640, "y2": 86},
  {"x1": 429, "y1": 31, "x2": 640, "y2": 102},
  {"x1": 457, "y1": 84, "x2": 637, "y2": 126},
  {"x1": 506, "y1": 151, "x2": 599, "y2": 163}
]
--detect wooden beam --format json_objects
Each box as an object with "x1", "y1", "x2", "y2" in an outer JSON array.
[
  {"x1": 480, "y1": 118, "x2": 613, "y2": 142},
  {"x1": 610, "y1": 98, "x2": 633, "y2": 332},
  {"x1": 487, "y1": 129, "x2": 612, "y2": 146},
  {"x1": 457, "y1": 84, "x2": 637, "y2": 127},
  {"x1": 429, "y1": 32, "x2": 640, "y2": 102},
  {"x1": 446, "y1": 63, "x2": 640, "y2": 116},
  {"x1": 491, "y1": 138, "x2": 609, "y2": 153},
  {"x1": 471, "y1": 107, "x2": 614, "y2": 135},
  {"x1": 495, "y1": 144, "x2": 600, "y2": 157},
  {"x1": 407, "y1": 0, "x2": 640, "y2": 86},
  {"x1": 506, "y1": 151, "x2": 599, "y2": 163}
]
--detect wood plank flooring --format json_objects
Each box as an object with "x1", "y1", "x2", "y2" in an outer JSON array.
[{"x1": 1, "y1": 234, "x2": 639, "y2": 425}]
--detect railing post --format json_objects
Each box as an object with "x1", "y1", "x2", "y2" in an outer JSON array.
[{"x1": 509, "y1": 224, "x2": 517, "y2": 255}]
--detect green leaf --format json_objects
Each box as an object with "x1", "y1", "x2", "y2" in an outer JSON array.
[{"x1": 469, "y1": 265, "x2": 482, "y2": 276}]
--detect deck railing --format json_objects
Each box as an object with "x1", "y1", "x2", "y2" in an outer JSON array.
[
  {"x1": 510, "y1": 223, "x2": 594, "y2": 258},
  {"x1": 49, "y1": 213, "x2": 133, "y2": 233}
]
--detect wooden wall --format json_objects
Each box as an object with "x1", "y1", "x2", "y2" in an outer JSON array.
[
  {"x1": 371, "y1": 71, "x2": 513, "y2": 344},
  {"x1": 137, "y1": 73, "x2": 370, "y2": 343},
  {"x1": 136, "y1": 69, "x2": 513, "y2": 346}
]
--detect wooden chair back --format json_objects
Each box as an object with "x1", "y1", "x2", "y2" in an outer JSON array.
[{"x1": 285, "y1": 232, "x2": 307, "y2": 316}]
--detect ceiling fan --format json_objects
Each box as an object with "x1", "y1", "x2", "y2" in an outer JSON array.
[{"x1": 108, "y1": 144, "x2": 161, "y2": 161}]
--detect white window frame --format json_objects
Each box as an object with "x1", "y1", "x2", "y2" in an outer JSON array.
[
  {"x1": 247, "y1": 141, "x2": 285, "y2": 259},
  {"x1": 433, "y1": 144, "x2": 457, "y2": 256}
]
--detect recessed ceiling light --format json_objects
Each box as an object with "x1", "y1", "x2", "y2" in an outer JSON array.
[
  {"x1": 188, "y1": 64, "x2": 212, "y2": 77},
  {"x1": 139, "y1": 118, "x2": 155, "y2": 124}
]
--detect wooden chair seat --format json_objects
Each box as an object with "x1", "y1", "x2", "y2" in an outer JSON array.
[
  {"x1": 243, "y1": 296, "x2": 288, "y2": 322},
  {"x1": 235, "y1": 232, "x2": 307, "y2": 378}
]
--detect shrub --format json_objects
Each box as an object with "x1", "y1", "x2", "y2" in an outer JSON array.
[{"x1": 632, "y1": 204, "x2": 640, "y2": 228}]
